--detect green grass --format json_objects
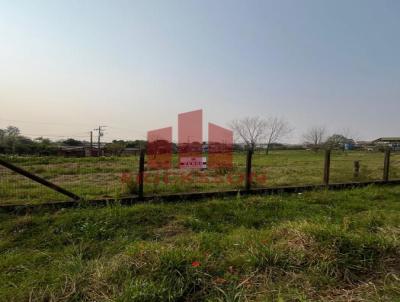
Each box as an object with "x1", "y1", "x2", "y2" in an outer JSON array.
[
  {"x1": 1, "y1": 150, "x2": 400, "y2": 205},
  {"x1": 1, "y1": 185, "x2": 400, "y2": 301}
]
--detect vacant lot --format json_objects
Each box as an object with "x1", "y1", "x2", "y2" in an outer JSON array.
[
  {"x1": 1, "y1": 185, "x2": 400, "y2": 301},
  {"x1": 1, "y1": 150, "x2": 400, "y2": 205}
]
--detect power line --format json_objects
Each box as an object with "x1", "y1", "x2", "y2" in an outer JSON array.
[
  {"x1": 1, "y1": 117, "x2": 149, "y2": 141},
  {"x1": 0, "y1": 117, "x2": 95, "y2": 127},
  {"x1": 0, "y1": 117, "x2": 146, "y2": 136},
  {"x1": 20, "y1": 132, "x2": 90, "y2": 138},
  {"x1": 107, "y1": 126, "x2": 146, "y2": 135}
]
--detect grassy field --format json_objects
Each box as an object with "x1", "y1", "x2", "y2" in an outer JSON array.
[
  {"x1": 1, "y1": 150, "x2": 400, "y2": 205},
  {"x1": 1, "y1": 185, "x2": 400, "y2": 301}
]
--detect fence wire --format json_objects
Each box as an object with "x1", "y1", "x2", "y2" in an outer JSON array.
[
  {"x1": 0, "y1": 165, "x2": 69, "y2": 205},
  {"x1": 390, "y1": 153, "x2": 400, "y2": 179},
  {"x1": 1, "y1": 150, "x2": 399, "y2": 206},
  {"x1": 330, "y1": 151, "x2": 386, "y2": 183}
]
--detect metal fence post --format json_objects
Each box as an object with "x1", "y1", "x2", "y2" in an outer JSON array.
[
  {"x1": 323, "y1": 149, "x2": 331, "y2": 186},
  {"x1": 245, "y1": 149, "x2": 253, "y2": 191},
  {"x1": 383, "y1": 148, "x2": 391, "y2": 182},
  {"x1": 138, "y1": 149, "x2": 145, "y2": 199}
]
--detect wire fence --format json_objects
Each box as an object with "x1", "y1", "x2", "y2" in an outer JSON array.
[
  {"x1": 390, "y1": 152, "x2": 400, "y2": 179},
  {"x1": 1, "y1": 150, "x2": 399, "y2": 206},
  {"x1": 330, "y1": 151, "x2": 386, "y2": 183},
  {"x1": 0, "y1": 165, "x2": 68, "y2": 204}
]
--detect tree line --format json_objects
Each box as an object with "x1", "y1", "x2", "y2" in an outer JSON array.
[
  {"x1": 0, "y1": 120, "x2": 357, "y2": 156},
  {"x1": 230, "y1": 117, "x2": 356, "y2": 152},
  {"x1": 0, "y1": 126, "x2": 146, "y2": 155}
]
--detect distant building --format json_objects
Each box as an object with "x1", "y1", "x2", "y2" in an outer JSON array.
[
  {"x1": 354, "y1": 141, "x2": 374, "y2": 151},
  {"x1": 58, "y1": 146, "x2": 86, "y2": 157},
  {"x1": 344, "y1": 143, "x2": 353, "y2": 151},
  {"x1": 372, "y1": 137, "x2": 400, "y2": 151},
  {"x1": 58, "y1": 143, "x2": 139, "y2": 157},
  {"x1": 120, "y1": 147, "x2": 140, "y2": 156}
]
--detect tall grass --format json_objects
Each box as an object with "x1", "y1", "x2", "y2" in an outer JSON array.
[
  {"x1": 1, "y1": 185, "x2": 400, "y2": 301},
  {"x1": 1, "y1": 150, "x2": 399, "y2": 205}
]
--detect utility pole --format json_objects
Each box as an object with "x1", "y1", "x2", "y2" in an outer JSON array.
[
  {"x1": 94, "y1": 126, "x2": 107, "y2": 156},
  {"x1": 90, "y1": 131, "x2": 93, "y2": 156}
]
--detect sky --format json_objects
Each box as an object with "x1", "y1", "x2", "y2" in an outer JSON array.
[{"x1": 1, "y1": 0, "x2": 399, "y2": 143}]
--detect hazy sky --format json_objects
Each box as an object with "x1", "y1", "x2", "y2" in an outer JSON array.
[{"x1": 1, "y1": 0, "x2": 399, "y2": 143}]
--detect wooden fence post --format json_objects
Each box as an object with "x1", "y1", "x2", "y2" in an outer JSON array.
[
  {"x1": 323, "y1": 149, "x2": 331, "y2": 186},
  {"x1": 353, "y1": 161, "x2": 360, "y2": 179},
  {"x1": 138, "y1": 149, "x2": 145, "y2": 199},
  {"x1": 383, "y1": 148, "x2": 391, "y2": 182},
  {"x1": 245, "y1": 149, "x2": 253, "y2": 191}
]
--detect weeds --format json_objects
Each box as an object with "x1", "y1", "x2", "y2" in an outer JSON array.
[
  {"x1": 1, "y1": 185, "x2": 400, "y2": 301},
  {"x1": 1, "y1": 150, "x2": 400, "y2": 205}
]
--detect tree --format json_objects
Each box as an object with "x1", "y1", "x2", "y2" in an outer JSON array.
[
  {"x1": 264, "y1": 117, "x2": 292, "y2": 154},
  {"x1": 105, "y1": 141, "x2": 126, "y2": 156},
  {"x1": 229, "y1": 117, "x2": 269, "y2": 151},
  {"x1": 326, "y1": 134, "x2": 355, "y2": 150},
  {"x1": 230, "y1": 117, "x2": 291, "y2": 153},
  {"x1": 35, "y1": 137, "x2": 58, "y2": 155},
  {"x1": 303, "y1": 126, "x2": 327, "y2": 150},
  {"x1": 5, "y1": 126, "x2": 20, "y2": 137},
  {"x1": 62, "y1": 138, "x2": 83, "y2": 147},
  {"x1": 62, "y1": 138, "x2": 83, "y2": 146},
  {"x1": 0, "y1": 129, "x2": 5, "y2": 139},
  {"x1": 0, "y1": 126, "x2": 58, "y2": 155},
  {"x1": 126, "y1": 140, "x2": 146, "y2": 149},
  {"x1": 0, "y1": 129, "x2": 6, "y2": 153},
  {"x1": 14, "y1": 136, "x2": 35, "y2": 154},
  {"x1": 5, "y1": 126, "x2": 20, "y2": 153}
]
